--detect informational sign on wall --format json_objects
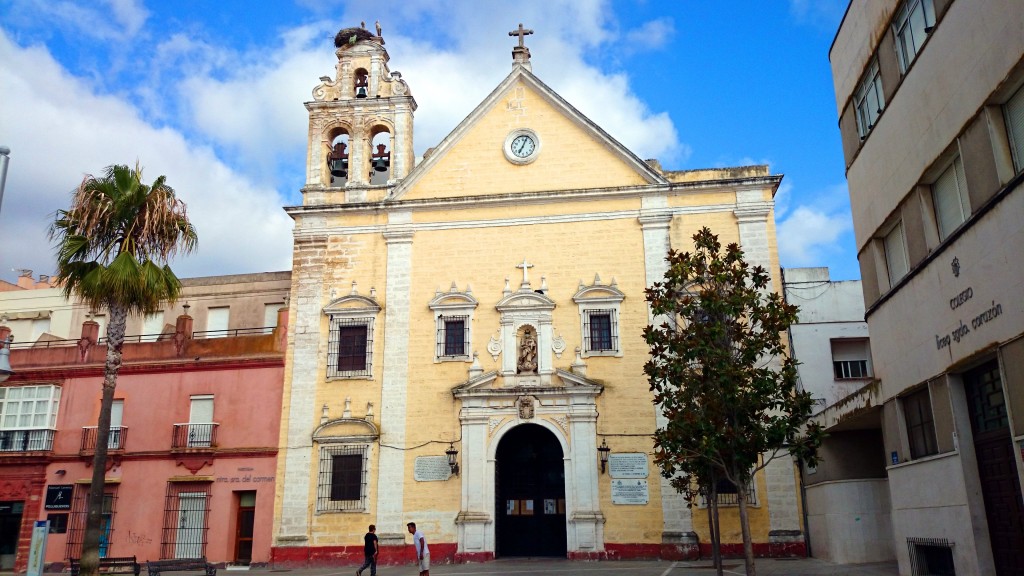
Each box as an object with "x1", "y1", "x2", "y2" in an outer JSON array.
[
  {"x1": 413, "y1": 456, "x2": 452, "y2": 481},
  {"x1": 611, "y1": 479, "x2": 649, "y2": 505},
  {"x1": 45, "y1": 485, "x2": 73, "y2": 510},
  {"x1": 608, "y1": 453, "x2": 648, "y2": 478},
  {"x1": 27, "y1": 521, "x2": 48, "y2": 576}
]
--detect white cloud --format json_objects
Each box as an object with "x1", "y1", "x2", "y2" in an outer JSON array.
[
  {"x1": 624, "y1": 18, "x2": 675, "y2": 51},
  {"x1": 776, "y1": 183, "x2": 853, "y2": 267},
  {"x1": 788, "y1": 0, "x2": 848, "y2": 30},
  {"x1": 0, "y1": 30, "x2": 293, "y2": 282},
  {"x1": 7, "y1": 0, "x2": 148, "y2": 41}
]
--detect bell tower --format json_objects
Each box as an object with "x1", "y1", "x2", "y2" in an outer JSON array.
[{"x1": 304, "y1": 23, "x2": 416, "y2": 201}]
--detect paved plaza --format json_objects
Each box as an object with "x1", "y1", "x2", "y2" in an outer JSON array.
[{"x1": 238, "y1": 558, "x2": 899, "y2": 576}]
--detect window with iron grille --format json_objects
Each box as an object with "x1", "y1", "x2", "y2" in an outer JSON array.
[
  {"x1": 698, "y1": 476, "x2": 758, "y2": 508},
  {"x1": 66, "y1": 485, "x2": 117, "y2": 560},
  {"x1": 903, "y1": 387, "x2": 938, "y2": 459},
  {"x1": 583, "y1": 309, "x2": 617, "y2": 353},
  {"x1": 317, "y1": 444, "x2": 368, "y2": 512},
  {"x1": 437, "y1": 315, "x2": 469, "y2": 359},
  {"x1": 327, "y1": 317, "x2": 373, "y2": 378},
  {"x1": 160, "y1": 482, "x2": 211, "y2": 559}
]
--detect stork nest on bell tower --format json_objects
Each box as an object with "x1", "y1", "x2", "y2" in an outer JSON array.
[{"x1": 334, "y1": 27, "x2": 375, "y2": 47}]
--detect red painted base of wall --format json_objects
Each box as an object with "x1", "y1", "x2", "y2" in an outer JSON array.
[{"x1": 271, "y1": 541, "x2": 805, "y2": 567}]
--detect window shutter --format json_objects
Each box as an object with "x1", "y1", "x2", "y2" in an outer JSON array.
[{"x1": 1006, "y1": 85, "x2": 1024, "y2": 173}]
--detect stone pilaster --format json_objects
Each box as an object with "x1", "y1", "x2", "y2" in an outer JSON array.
[
  {"x1": 566, "y1": 409, "x2": 604, "y2": 555},
  {"x1": 277, "y1": 233, "x2": 329, "y2": 543},
  {"x1": 375, "y1": 223, "x2": 414, "y2": 539},
  {"x1": 734, "y1": 188, "x2": 774, "y2": 290},
  {"x1": 639, "y1": 204, "x2": 694, "y2": 541},
  {"x1": 765, "y1": 454, "x2": 801, "y2": 532}
]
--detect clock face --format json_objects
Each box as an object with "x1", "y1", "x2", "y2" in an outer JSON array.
[{"x1": 510, "y1": 134, "x2": 536, "y2": 158}]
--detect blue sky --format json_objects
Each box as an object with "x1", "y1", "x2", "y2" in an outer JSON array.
[{"x1": 0, "y1": 0, "x2": 857, "y2": 284}]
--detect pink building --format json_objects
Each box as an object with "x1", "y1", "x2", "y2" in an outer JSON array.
[{"x1": 0, "y1": 273, "x2": 289, "y2": 572}]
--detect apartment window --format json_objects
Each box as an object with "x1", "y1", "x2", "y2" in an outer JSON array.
[
  {"x1": 832, "y1": 338, "x2": 872, "y2": 379},
  {"x1": 30, "y1": 317, "x2": 51, "y2": 341},
  {"x1": 324, "y1": 292, "x2": 380, "y2": 378},
  {"x1": 854, "y1": 60, "x2": 885, "y2": 138},
  {"x1": 903, "y1": 387, "x2": 938, "y2": 459},
  {"x1": 109, "y1": 399, "x2": 124, "y2": 450},
  {"x1": 187, "y1": 395, "x2": 214, "y2": 448},
  {"x1": 66, "y1": 485, "x2": 117, "y2": 560},
  {"x1": 893, "y1": 0, "x2": 935, "y2": 73},
  {"x1": 1005, "y1": 84, "x2": 1024, "y2": 173},
  {"x1": 205, "y1": 306, "x2": 230, "y2": 337},
  {"x1": 141, "y1": 312, "x2": 164, "y2": 341},
  {"x1": 932, "y1": 155, "x2": 970, "y2": 241},
  {"x1": 317, "y1": 444, "x2": 368, "y2": 512},
  {"x1": 263, "y1": 303, "x2": 283, "y2": 331},
  {"x1": 0, "y1": 385, "x2": 60, "y2": 452},
  {"x1": 160, "y1": 482, "x2": 211, "y2": 559},
  {"x1": 883, "y1": 221, "x2": 909, "y2": 285}
]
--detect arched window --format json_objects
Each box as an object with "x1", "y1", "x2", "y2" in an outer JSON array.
[
  {"x1": 369, "y1": 129, "x2": 391, "y2": 185},
  {"x1": 327, "y1": 132, "x2": 350, "y2": 187}
]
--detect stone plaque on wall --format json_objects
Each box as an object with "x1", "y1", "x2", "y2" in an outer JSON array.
[
  {"x1": 414, "y1": 456, "x2": 452, "y2": 481},
  {"x1": 608, "y1": 452, "x2": 648, "y2": 478},
  {"x1": 611, "y1": 479, "x2": 649, "y2": 505}
]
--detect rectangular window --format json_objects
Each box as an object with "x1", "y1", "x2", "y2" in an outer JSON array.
[
  {"x1": 854, "y1": 60, "x2": 885, "y2": 138},
  {"x1": 893, "y1": 0, "x2": 935, "y2": 73},
  {"x1": 883, "y1": 221, "x2": 909, "y2": 285},
  {"x1": 584, "y1": 310, "x2": 617, "y2": 353},
  {"x1": 327, "y1": 317, "x2": 373, "y2": 377},
  {"x1": 187, "y1": 396, "x2": 214, "y2": 448},
  {"x1": 47, "y1": 513, "x2": 68, "y2": 534},
  {"x1": 109, "y1": 400, "x2": 125, "y2": 450},
  {"x1": 205, "y1": 307, "x2": 230, "y2": 337},
  {"x1": 263, "y1": 304, "x2": 283, "y2": 332},
  {"x1": 1005, "y1": 84, "x2": 1024, "y2": 173},
  {"x1": 30, "y1": 317, "x2": 51, "y2": 341},
  {"x1": 932, "y1": 155, "x2": 970, "y2": 241},
  {"x1": 317, "y1": 445, "x2": 367, "y2": 512},
  {"x1": 440, "y1": 316, "x2": 468, "y2": 357},
  {"x1": 831, "y1": 339, "x2": 872, "y2": 379},
  {"x1": 0, "y1": 385, "x2": 60, "y2": 452},
  {"x1": 66, "y1": 485, "x2": 117, "y2": 560},
  {"x1": 142, "y1": 312, "x2": 164, "y2": 342},
  {"x1": 160, "y1": 482, "x2": 211, "y2": 559},
  {"x1": 904, "y1": 387, "x2": 938, "y2": 459}
]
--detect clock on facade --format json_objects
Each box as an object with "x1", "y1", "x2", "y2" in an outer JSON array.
[{"x1": 504, "y1": 129, "x2": 541, "y2": 164}]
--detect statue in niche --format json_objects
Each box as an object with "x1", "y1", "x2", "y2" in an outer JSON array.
[{"x1": 517, "y1": 327, "x2": 538, "y2": 374}]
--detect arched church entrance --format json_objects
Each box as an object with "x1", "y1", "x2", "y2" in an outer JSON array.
[{"x1": 495, "y1": 424, "x2": 567, "y2": 557}]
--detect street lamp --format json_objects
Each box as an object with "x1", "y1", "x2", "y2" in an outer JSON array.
[
  {"x1": 0, "y1": 335, "x2": 13, "y2": 383},
  {"x1": 0, "y1": 146, "x2": 10, "y2": 215}
]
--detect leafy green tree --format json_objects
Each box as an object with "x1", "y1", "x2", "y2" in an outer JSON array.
[
  {"x1": 50, "y1": 163, "x2": 197, "y2": 576},
  {"x1": 644, "y1": 227, "x2": 822, "y2": 576}
]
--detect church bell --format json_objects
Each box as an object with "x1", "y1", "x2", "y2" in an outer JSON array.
[{"x1": 371, "y1": 143, "x2": 390, "y2": 172}]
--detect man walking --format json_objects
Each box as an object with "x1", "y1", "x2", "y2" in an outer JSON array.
[
  {"x1": 356, "y1": 524, "x2": 378, "y2": 576},
  {"x1": 406, "y1": 522, "x2": 429, "y2": 576}
]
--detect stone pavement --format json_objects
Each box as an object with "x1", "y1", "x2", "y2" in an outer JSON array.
[{"x1": 238, "y1": 558, "x2": 899, "y2": 576}]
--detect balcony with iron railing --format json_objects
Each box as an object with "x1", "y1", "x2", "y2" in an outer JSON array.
[
  {"x1": 80, "y1": 426, "x2": 128, "y2": 453},
  {"x1": 0, "y1": 429, "x2": 55, "y2": 452},
  {"x1": 171, "y1": 423, "x2": 219, "y2": 450}
]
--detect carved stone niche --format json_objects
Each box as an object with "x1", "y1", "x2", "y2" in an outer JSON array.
[{"x1": 494, "y1": 286, "x2": 556, "y2": 386}]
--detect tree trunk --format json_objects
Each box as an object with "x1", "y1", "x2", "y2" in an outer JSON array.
[
  {"x1": 80, "y1": 303, "x2": 127, "y2": 576},
  {"x1": 737, "y1": 477, "x2": 756, "y2": 576},
  {"x1": 708, "y1": 477, "x2": 722, "y2": 576}
]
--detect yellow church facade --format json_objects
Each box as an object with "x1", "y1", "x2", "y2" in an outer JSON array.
[{"x1": 271, "y1": 26, "x2": 804, "y2": 565}]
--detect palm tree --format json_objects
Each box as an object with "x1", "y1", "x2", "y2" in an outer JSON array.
[{"x1": 50, "y1": 163, "x2": 197, "y2": 576}]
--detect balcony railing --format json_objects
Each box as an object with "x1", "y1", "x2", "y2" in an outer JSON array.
[
  {"x1": 172, "y1": 423, "x2": 219, "y2": 449},
  {"x1": 80, "y1": 426, "x2": 128, "y2": 452},
  {"x1": 191, "y1": 327, "x2": 275, "y2": 339},
  {"x1": 0, "y1": 429, "x2": 56, "y2": 452}
]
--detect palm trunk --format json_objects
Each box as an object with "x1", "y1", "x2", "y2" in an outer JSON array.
[
  {"x1": 80, "y1": 303, "x2": 127, "y2": 576},
  {"x1": 737, "y1": 477, "x2": 756, "y2": 576}
]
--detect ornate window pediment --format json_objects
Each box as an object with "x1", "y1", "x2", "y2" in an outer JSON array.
[
  {"x1": 324, "y1": 283, "x2": 381, "y2": 379},
  {"x1": 573, "y1": 275, "x2": 624, "y2": 358},
  {"x1": 429, "y1": 284, "x2": 478, "y2": 362}
]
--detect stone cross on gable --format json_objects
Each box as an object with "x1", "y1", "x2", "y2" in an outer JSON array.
[
  {"x1": 508, "y1": 23, "x2": 533, "y2": 48},
  {"x1": 516, "y1": 259, "x2": 534, "y2": 287}
]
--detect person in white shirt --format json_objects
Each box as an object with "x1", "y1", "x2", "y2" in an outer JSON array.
[{"x1": 406, "y1": 522, "x2": 429, "y2": 576}]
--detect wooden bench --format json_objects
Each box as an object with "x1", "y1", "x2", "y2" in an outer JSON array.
[
  {"x1": 146, "y1": 558, "x2": 216, "y2": 576},
  {"x1": 70, "y1": 556, "x2": 141, "y2": 576}
]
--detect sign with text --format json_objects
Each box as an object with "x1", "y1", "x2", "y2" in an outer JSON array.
[
  {"x1": 27, "y1": 521, "x2": 48, "y2": 576},
  {"x1": 413, "y1": 456, "x2": 452, "y2": 481},
  {"x1": 608, "y1": 453, "x2": 648, "y2": 478},
  {"x1": 45, "y1": 485, "x2": 73, "y2": 510},
  {"x1": 611, "y1": 479, "x2": 649, "y2": 505}
]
